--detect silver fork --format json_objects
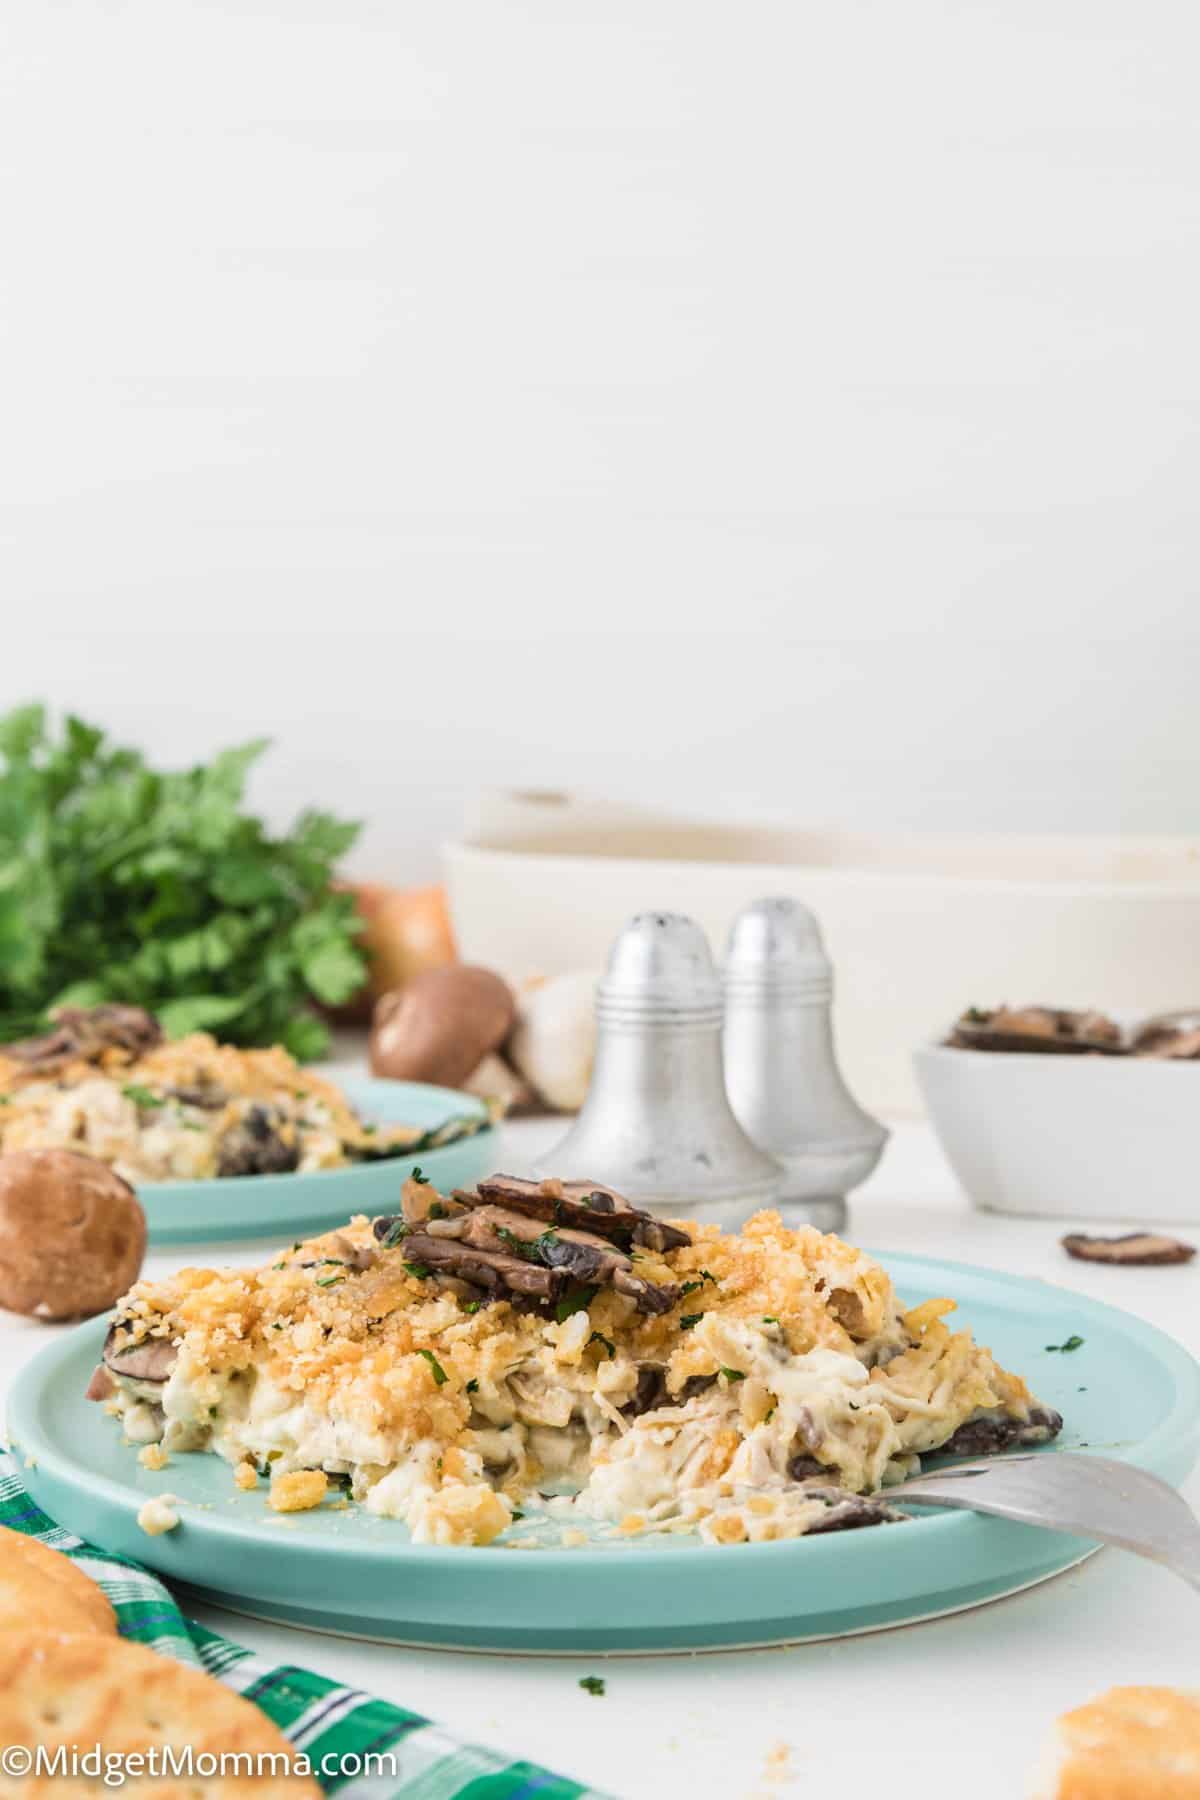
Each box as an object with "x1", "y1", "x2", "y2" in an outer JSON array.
[{"x1": 886, "y1": 1453, "x2": 1200, "y2": 1591}]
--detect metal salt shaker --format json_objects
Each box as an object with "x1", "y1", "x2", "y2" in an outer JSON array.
[
  {"x1": 535, "y1": 911, "x2": 783, "y2": 1226},
  {"x1": 722, "y1": 896, "x2": 888, "y2": 1233}
]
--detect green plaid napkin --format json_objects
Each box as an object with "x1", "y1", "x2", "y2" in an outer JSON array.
[{"x1": 0, "y1": 1452, "x2": 608, "y2": 1799}]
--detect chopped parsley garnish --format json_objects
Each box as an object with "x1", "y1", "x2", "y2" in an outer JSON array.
[
  {"x1": 416, "y1": 1348, "x2": 447, "y2": 1386},
  {"x1": 403, "y1": 1261, "x2": 432, "y2": 1280},
  {"x1": 498, "y1": 1226, "x2": 559, "y2": 1263},
  {"x1": 381, "y1": 1219, "x2": 411, "y2": 1248},
  {"x1": 511, "y1": 1510, "x2": 525, "y2": 1522},
  {"x1": 315, "y1": 1275, "x2": 344, "y2": 1288},
  {"x1": 271, "y1": 1261, "x2": 286, "y2": 1271},
  {"x1": 579, "y1": 1676, "x2": 606, "y2": 1697},
  {"x1": 588, "y1": 1330, "x2": 616, "y2": 1360},
  {"x1": 1046, "y1": 1335, "x2": 1085, "y2": 1353},
  {"x1": 679, "y1": 1314, "x2": 703, "y2": 1330},
  {"x1": 762, "y1": 1315, "x2": 779, "y2": 1324},
  {"x1": 410, "y1": 1165, "x2": 430, "y2": 1184},
  {"x1": 719, "y1": 1366, "x2": 746, "y2": 1383},
  {"x1": 555, "y1": 1284, "x2": 598, "y2": 1322},
  {"x1": 466, "y1": 1378, "x2": 479, "y2": 1394},
  {"x1": 679, "y1": 1271, "x2": 717, "y2": 1299},
  {"x1": 763, "y1": 1405, "x2": 776, "y2": 1422},
  {"x1": 271, "y1": 1321, "x2": 283, "y2": 1330},
  {"x1": 461, "y1": 1299, "x2": 481, "y2": 1315},
  {"x1": 319, "y1": 1257, "x2": 346, "y2": 1267},
  {"x1": 428, "y1": 1201, "x2": 445, "y2": 1221},
  {"x1": 122, "y1": 1084, "x2": 163, "y2": 1109}
]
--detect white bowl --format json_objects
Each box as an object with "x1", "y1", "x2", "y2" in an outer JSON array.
[
  {"x1": 443, "y1": 791, "x2": 1200, "y2": 1115},
  {"x1": 914, "y1": 1040, "x2": 1200, "y2": 1222}
]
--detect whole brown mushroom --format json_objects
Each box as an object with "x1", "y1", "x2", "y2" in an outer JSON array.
[
  {"x1": 0, "y1": 1150, "x2": 147, "y2": 1321},
  {"x1": 369, "y1": 966, "x2": 516, "y2": 1090}
]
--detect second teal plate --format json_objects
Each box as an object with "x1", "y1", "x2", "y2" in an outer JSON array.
[{"x1": 134, "y1": 1075, "x2": 493, "y2": 1245}]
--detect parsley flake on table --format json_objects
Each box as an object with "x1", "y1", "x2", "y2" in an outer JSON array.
[
  {"x1": 1046, "y1": 1335, "x2": 1085, "y2": 1353},
  {"x1": 579, "y1": 1676, "x2": 606, "y2": 1697}
]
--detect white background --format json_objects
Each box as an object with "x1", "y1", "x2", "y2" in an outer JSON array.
[{"x1": 3, "y1": 1, "x2": 1200, "y2": 885}]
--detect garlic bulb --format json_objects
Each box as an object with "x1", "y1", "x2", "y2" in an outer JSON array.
[{"x1": 508, "y1": 970, "x2": 599, "y2": 1112}]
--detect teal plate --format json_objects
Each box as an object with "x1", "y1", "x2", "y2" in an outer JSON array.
[
  {"x1": 9, "y1": 1254, "x2": 1199, "y2": 1654},
  {"x1": 135, "y1": 1076, "x2": 493, "y2": 1245}
]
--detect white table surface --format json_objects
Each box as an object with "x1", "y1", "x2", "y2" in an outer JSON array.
[{"x1": 3, "y1": 1104, "x2": 1197, "y2": 1800}]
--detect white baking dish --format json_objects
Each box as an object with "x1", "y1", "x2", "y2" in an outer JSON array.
[
  {"x1": 914, "y1": 1039, "x2": 1200, "y2": 1222},
  {"x1": 443, "y1": 791, "x2": 1200, "y2": 1116}
]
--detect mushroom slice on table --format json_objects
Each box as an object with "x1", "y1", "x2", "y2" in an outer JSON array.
[{"x1": 1062, "y1": 1231, "x2": 1195, "y2": 1266}]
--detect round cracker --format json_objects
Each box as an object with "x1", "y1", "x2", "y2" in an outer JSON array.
[
  {"x1": 1050, "y1": 1685, "x2": 1200, "y2": 1798},
  {"x1": 0, "y1": 1525, "x2": 116, "y2": 1637},
  {"x1": 0, "y1": 1632, "x2": 320, "y2": 1796}
]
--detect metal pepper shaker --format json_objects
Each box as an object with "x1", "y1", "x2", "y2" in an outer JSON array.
[
  {"x1": 722, "y1": 896, "x2": 888, "y2": 1233},
  {"x1": 534, "y1": 911, "x2": 783, "y2": 1226}
]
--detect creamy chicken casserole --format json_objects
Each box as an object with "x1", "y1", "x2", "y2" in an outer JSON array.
[
  {"x1": 0, "y1": 1006, "x2": 488, "y2": 1184},
  {"x1": 91, "y1": 1172, "x2": 1062, "y2": 1546}
]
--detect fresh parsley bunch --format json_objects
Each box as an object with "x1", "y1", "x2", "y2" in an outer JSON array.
[{"x1": 0, "y1": 704, "x2": 367, "y2": 1059}]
